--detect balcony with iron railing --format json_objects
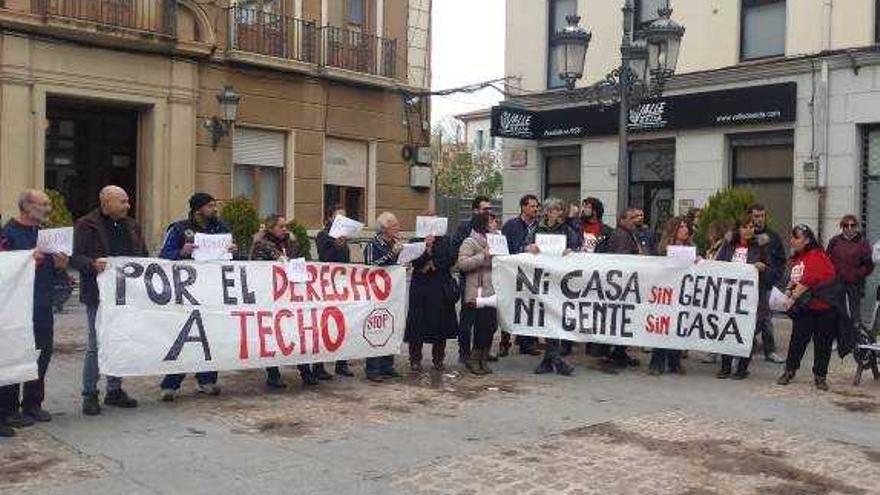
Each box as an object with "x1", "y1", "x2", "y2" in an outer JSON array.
[
  {"x1": 30, "y1": 0, "x2": 176, "y2": 37},
  {"x1": 228, "y1": 7, "x2": 397, "y2": 80}
]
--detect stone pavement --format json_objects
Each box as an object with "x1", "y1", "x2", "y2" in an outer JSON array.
[{"x1": 1, "y1": 303, "x2": 879, "y2": 495}]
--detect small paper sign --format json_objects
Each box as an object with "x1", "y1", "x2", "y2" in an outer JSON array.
[
  {"x1": 535, "y1": 234, "x2": 566, "y2": 256},
  {"x1": 329, "y1": 215, "x2": 364, "y2": 239},
  {"x1": 415, "y1": 216, "x2": 448, "y2": 238},
  {"x1": 769, "y1": 286, "x2": 791, "y2": 313},
  {"x1": 192, "y1": 233, "x2": 233, "y2": 262},
  {"x1": 286, "y1": 257, "x2": 309, "y2": 283},
  {"x1": 397, "y1": 242, "x2": 427, "y2": 265},
  {"x1": 487, "y1": 234, "x2": 510, "y2": 256},
  {"x1": 666, "y1": 245, "x2": 697, "y2": 263},
  {"x1": 36, "y1": 227, "x2": 73, "y2": 255}
]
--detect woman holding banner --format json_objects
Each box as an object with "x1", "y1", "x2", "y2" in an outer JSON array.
[
  {"x1": 715, "y1": 214, "x2": 775, "y2": 380},
  {"x1": 249, "y1": 214, "x2": 320, "y2": 387},
  {"x1": 527, "y1": 198, "x2": 581, "y2": 377},
  {"x1": 650, "y1": 216, "x2": 694, "y2": 376},
  {"x1": 458, "y1": 212, "x2": 500, "y2": 375},
  {"x1": 778, "y1": 225, "x2": 839, "y2": 391},
  {"x1": 404, "y1": 229, "x2": 459, "y2": 373}
]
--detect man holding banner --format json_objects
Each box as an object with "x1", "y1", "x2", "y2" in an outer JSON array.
[
  {"x1": 71, "y1": 186, "x2": 145, "y2": 415},
  {"x1": 0, "y1": 190, "x2": 64, "y2": 432},
  {"x1": 159, "y1": 193, "x2": 232, "y2": 399}
]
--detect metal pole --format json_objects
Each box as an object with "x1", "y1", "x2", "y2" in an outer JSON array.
[{"x1": 616, "y1": 0, "x2": 634, "y2": 216}]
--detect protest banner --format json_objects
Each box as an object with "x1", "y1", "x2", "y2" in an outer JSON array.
[
  {"x1": 493, "y1": 253, "x2": 759, "y2": 357},
  {"x1": 96, "y1": 258, "x2": 407, "y2": 376},
  {"x1": 0, "y1": 251, "x2": 38, "y2": 386}
]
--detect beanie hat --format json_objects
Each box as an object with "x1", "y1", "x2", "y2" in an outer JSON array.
[{"x1": 189, "y1": 192, "x2": 215, "y2": 212}]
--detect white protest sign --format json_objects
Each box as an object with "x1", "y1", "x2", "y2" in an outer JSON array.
[
  {"x1": 536, "y1": 234, "x2": 567, "y2": 256},
  {"x1": 0, "y1": 251, "x2": 38, "y2": 386},
  {"x1": 487, "y1": 234, "x2": 510, "y2": 256},
  {"x1": 666, "y1": 245, "x2": 697, "y2": 263},
  {"x1": 769, "y1": 287, "x2": 791, "y2": 313},
  {"x1": 493, "y1": 253, "x2": 759, "y2": 357},
  {"x1": 96, "y1": 258, "x2": 407, "y2": 376},
  {"x1": 37, "y1": 227, "x2": 74, "y2": 255},
  {"x1": 415, "y1": 216, "x2": 448, "y2": 238},
  {"x1": 329, "y1": 215, "x2": 364, "y2": 239},
  {"x1": 397, "y1": 242, "x2": 427, "y2": 265},
  {"x1": 286, "y1": 257, "x2": 309, "y2": 283},
  {"x1": 193, "y1": 233, "x2": 233, "y2": 261}
]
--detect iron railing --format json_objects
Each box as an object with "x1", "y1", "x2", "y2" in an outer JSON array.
[
  {"x1": 321, "y1": 25, "x2": 396, "y2": 78},
  {"x1": 230, "y1": 6, "x2": 317, "y2": 63},
  {"x1": 32, "y1": 0, "x2": 176, "y2": 36}
]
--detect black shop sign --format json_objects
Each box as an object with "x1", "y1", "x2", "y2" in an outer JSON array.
[{"x1": 491, "y1": 82, "x2": 796, "y2": 140}]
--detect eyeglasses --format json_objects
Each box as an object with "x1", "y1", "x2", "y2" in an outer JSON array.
[{"x1": 843, "y1": 223, "x2": 858, "y2": 228}]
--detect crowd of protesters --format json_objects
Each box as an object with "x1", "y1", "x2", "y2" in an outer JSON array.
[{"x1": 0, "y1": 186, "x2": 873, "y2": 437}]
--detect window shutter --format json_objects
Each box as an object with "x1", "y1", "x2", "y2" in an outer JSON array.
[{"x1": 233, "y1": 128, "x2": 285, "y2": 168}]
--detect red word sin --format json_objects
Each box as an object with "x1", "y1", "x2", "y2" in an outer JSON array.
[
  {"x1": 645, "y1": 314, "x2": 671, "y2": 335},
  {"x1": 232, "y1": 307, "x2": 346, "y2": 360},
  {"x1": 648, "y1": 286, "x2": 674, "y2": 306}
]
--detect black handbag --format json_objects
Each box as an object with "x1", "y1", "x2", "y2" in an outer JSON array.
[{"x1": 442, "y1": 275, "x2": 461, "y2": 304}]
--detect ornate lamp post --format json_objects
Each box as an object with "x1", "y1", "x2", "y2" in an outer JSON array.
[{"x1": 550, "y1": 2, "x2": 684, "y2": 213}]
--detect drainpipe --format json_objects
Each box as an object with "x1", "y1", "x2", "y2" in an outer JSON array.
[{"x1": 816, "y1": 1, "x2": 832, "y2": 243}]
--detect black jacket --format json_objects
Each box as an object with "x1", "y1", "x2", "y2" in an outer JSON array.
[
  {"x1": 529, "y1": 220, "x2": 582, "y2": 251},
  {"x1": 607, "y1": 226, "x2": 642, "y2": 255},
  {"x1": 1, "y1": 219, "x2": 58, "y2": 310},
  {"x1": 501, "y1": 216, "x2": 538, "y2": 254},
  {"x1": 316, "y1": 226, "x2": 351, "y2": 263},
  {"x1": 755, "y1": 227, "x2": 786, "y2": 287}
]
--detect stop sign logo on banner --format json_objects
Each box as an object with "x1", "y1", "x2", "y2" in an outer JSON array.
[{"x1": 364, "y1": 308, "x2": 395, "y2": 347}]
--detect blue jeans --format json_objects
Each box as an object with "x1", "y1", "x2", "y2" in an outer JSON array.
[
  {"x1": 83, "y1": 305, "x2": 122, "y2": 396},
  {"x1": 160, "y1": 372, "x2": 218, "y2": 391},
  {"x1": 365, "y1": 356, "x2": 395, "y2": 377}
]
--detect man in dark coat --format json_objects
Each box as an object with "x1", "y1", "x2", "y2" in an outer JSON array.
[
  {"x1": 451, "y1": 196, "x2": 493, "y2": 363},
  {"x1": 363, "y1": 212, "x2": 403, "y2": 382},
  {"x1": 500, "y1": 194, "x2": 542, "y2": 356},
  {"x1": 314, "y1": 207, "x2": 355, "y2": 377},
  {"x1": 751, "y1": 203, "x2": 787, "y2": 363},
  {"x1": 580, "y1": 197, "x2": 615, "y2": 253},
  {"x1": 603, "y1": 207, "x2": 643, "y2": 368},
  {"x1": 71, "y1": 185, "x2": 145, "y2": 415},
  {"x1": 827, "y1": 214, "x2": 874, "y2": 328},
  {"x1": 158, "y1": 193, "x2": 233, "y2": 400},
  {"x1": 0, "y1": 190, "x2": 66, "y2": 435}
]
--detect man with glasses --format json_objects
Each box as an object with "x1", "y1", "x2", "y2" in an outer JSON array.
[
  {"x1": 827, "y1": 214, "x2": 874, "y2": 329},
  {"x1": 750, "y1": 203, "x2": 787, "y2": 364}
]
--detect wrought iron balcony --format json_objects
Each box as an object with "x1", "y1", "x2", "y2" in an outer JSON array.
[
  {"x1": 320, "y1": 26, "x2": 396, "y2": 78},
  {"x1": 31, "y1": 0, "x2": 176, "y2": 37},
  {"x1": 230, "y1": 6, "x2": 317, "y2": 64}
]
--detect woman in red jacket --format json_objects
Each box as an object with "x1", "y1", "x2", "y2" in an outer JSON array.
[{"x1": 778, "y1": 224, "x2": 837, "y2": 390}]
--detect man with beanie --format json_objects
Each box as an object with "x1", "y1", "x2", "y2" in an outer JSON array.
[{"x1": 158, "y1": 193, "x2": 234, "y2": 401}]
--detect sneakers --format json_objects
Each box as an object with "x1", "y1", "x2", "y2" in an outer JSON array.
[
  {"x1": 765, "y1": 353, "x2": 786, "y2": 364},
  {"x1": 814, "y1": 375, "x2": 829, "y2": 391},
  {"x1": 777, "y1": 370, "x2": 796, "y2": 386},
  {"x1": 160, "y1": 389, "x2": 177, "y2": 402},
  {"x1": 105, "y1": 389, "x2": 139, "y2": 407},
  {"x1": 5, "y1": 412, "x2": 35, "y2": 428},
  {"x1": 23, "y1": 407, "x2": 52, "y2": 423},
  {"x1": 82, "y1": 393, "x2": 101, "y2": 416},
  {"x1": 195, "y1": 384, "x2": 221, "y2": 396},
  {"x1": 335, "y1": 363, "x2": 355, "y2": 377}
]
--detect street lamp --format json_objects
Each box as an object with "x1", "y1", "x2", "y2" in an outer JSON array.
[
  {"x1": 551, "y1": 15, "x2": 592, "y2": 90},
  {"x1": 205, "y1": 85, "x2": 241, "y2": 151},
  {"x1": 551, "y1": 2, "x2": 684, "y2": 213}
]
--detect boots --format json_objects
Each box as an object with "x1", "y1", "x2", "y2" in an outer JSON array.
[
  {"x1": 464, "y1": 350, "x2": 481, "y2": 375},
  {"x1": 777, "y1": 370, "x2": 796, "y2": 385},
  {"x1": 814, "y1": 375, "x2": 829, "y2": 391},
  {"x1": 499, "y1": 332, "x2": 512, "y2": 357}
]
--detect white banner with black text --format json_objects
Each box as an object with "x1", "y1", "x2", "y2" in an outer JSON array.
[{"x1": 0, "y1": 251, "x2": 38, "y2": 386}]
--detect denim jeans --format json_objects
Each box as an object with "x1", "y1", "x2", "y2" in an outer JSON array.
[{"x1": 83, "y1": 304, "x2": 122, "y2": 396}]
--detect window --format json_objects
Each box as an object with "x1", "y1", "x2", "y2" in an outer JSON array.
[
  {"x1": 547, "y1": 0, "x2": 577, "y2": 89},
  {"x1": 324, "y1": 185, "x2": 365, "y2": 222},
  {"x1": 346, "y1": 0, "x2": 366, "y2": 26},
  {"x1": 741, "y1": 0, "x2": 786, "y2": 60},
  {"x1": 628, "y1": 141, "x2": 675, "y2": 233},
  {"x1": 634, "y1": 0, "x2": 668, "y2": 29},
  {"x1": 543, "y1": 147, "x2": 580, "y2": 204},
  {"x1": 233, "y1": 128, "x2": 286, "y2": 218}
]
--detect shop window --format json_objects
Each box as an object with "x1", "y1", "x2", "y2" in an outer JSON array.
[
  {"x1": 543, "y1": 147, "x2": 580, "y2": 204},
  {"x1": 547, "y1": 0, "x2": 577, "y2": 89},
  {"x1": 628, "y1": 141, "x2": 675, "y2": 233},
  {"x1": 741, "y1": 0, "x2": 786, "y2": 60},
  {"x1": 730, "y1": 132, "x2": 793, "y2": 236}
]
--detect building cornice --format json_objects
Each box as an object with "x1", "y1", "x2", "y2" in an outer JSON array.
[{"x1": 507, "y1": 45, "x2": 880, "y2": 111}]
